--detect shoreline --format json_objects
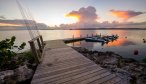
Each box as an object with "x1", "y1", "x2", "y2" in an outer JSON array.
[{"x1": 72, "y1": 47, "x2": 146, "y2": 84}]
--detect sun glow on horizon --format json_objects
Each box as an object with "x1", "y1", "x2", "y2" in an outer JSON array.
[
  {"x1": 0, "y1": 23, "x2": 24, "y2": 27},
  {"x1": 35, "y1": 16, "x2": 78, "y2": 27}
]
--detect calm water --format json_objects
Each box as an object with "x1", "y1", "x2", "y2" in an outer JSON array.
[{"x1": 0, "y1": 30, "x2": 146, "y2": 61}]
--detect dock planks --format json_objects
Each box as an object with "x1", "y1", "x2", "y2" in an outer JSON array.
[{"x1": 31, "y1": 40, "x2": 123, "y2": 84}]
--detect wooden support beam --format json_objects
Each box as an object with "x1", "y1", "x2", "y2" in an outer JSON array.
[
  {"x1": 40, "y1": 35, "x2": 44, "y2": 48},
  {"x1": 29, "y1": 41, "x2": 40, "y2": 64},
  {"x1": 37, "y1": 38, "x2": 42, "y2": 53}
]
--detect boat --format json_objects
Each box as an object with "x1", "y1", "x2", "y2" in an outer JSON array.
[
  {"x1": 85, "y1": 34, "x2": 119, "y2": 43},
  {"x1": 102, "y1": 37, "x2": 110, "y2": 42},
  {"x1": 106, "y1": 35, "x2": 119, "y2": 40},
  {"x1": 85, "y1": 37, "x2": 107, "y2": 42}
]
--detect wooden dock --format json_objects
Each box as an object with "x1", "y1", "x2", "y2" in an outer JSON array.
[{"x1": 31, "y1": 40, "x2": 123, "y2": 84}]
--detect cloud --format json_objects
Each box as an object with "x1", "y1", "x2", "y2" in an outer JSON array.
[
  {"x1": 62, "y1": 6, "x2": 146, "y2": 28},
  {"x1": 97, "y1": 21, "x2": 146, "y2": 28},
  {"x1": 0, "y1": 19, "x2": 25, "y2": 26},
  {"x1": 110, "y1": 10, "x2": 145, "y2": 20},
  {"x1": 60, "y1": 20, "x2": 146, "y2": 28},
  {"x1": 0, "y1": 16, "x2": 6, "y2": 19},
  {"x1": 66, "y1": 6, "x2": 98, "y2": 25},
  {"x1": 0, "y1": 19, "x2": 48, "y2": 30}
]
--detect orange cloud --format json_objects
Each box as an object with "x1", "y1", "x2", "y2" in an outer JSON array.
[
  {"x1": 110, "y1": 10, "x2": 145, "y2": 20},
  {"x1": 0, "y1": 23, "x2": 24, "y2": 27},
  {"x1": 66, "y1": 13, "x2": 80, "y2": 22}
]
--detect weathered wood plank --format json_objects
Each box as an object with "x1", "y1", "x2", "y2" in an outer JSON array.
[
  {"x1": 42, "y1": 47, "x2": 87, "y2": 64},
  {"x1": 63, "y1": 69, "x2": 108, "y2": 84},
  {"x1": 33, "y1": 62, "x2": 94, "y2": 80},
  {"x1": 89, "y1": 74, "x2": 116, "y2": 84},
  {"x1": 36, "y1": 56, "x2": 92, "y2": 71},
  {"x1": 35, "y1": 63, "x2": 94, "y2": 79},
  {"x1": 44, "y1": 66, "x2": 103, "y2": 84},
  {"x1": 77, "y1": 71, "x2": 111, "y2": 84},
  {"x1": 32, "y1": 64, "x2": 101, "y2": 84},
  {"x1": 44, "y1": 40, "x2": 69, "y2": 49}
]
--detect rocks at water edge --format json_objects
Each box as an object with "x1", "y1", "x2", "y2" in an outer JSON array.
[
  {"x1": 0, "y1": 70, "x2": 14, "y2": 84},
  {"x1": 0, "y1": 65, "x2": 34, "y2": 84},
  {"x1": 73, "y1": 47, "x2": 146, "y2": 84},
  {"x1": 14, "y1": 65, "x2": 33, "y2": 82}
]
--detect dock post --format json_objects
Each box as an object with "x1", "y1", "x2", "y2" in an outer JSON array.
[
  {"x1": 37, "y1": 38, "x2": 42, "y2": 53},
  {"x1": 29, "y1": 41, "x2": 40, "y2": 64},
  {"x1": 87, "y1": 34, "x2": 88, "y2": 37},
  {"x1": 40, "y1": 35, "x2": 44, "y2": 48}
]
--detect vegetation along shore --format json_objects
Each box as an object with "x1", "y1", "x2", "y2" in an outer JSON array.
[{"x1": 0, "y1": 36, "x2": 37, "y2": 84}]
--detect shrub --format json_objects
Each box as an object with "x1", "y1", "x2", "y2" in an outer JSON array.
[
  {"x1": 0, "y1": 36, "x2": 26, "y2": 70},
  {"x1": 23, "y1": 51, "x2": 34, "y2": 64}
]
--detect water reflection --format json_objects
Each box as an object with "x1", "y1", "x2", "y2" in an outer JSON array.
[
  {"x1": 67, "y1": 30, "x2": 146, "y2": 61},
  {"x1": 106, "y1": 38, "x2": 136, "y2": 47},
  {"x1": 72, "y1": 41, "x2": 81, "y2": 47},
  {"x1": 71, "y1": 30, "x2": 81, "y2": 38}
]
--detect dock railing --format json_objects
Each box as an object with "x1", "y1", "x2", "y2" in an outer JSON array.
[{"x1": 28, "y1": 35, "x2": 45, "y2": 64}]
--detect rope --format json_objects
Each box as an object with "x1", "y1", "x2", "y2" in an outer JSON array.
[
  {"x1": 27, "y1": 8, "x2": 40, "y2": 36},
  {"x1": 16, "y1": 0, "x2": 34, "y2": 39},
  {"x1": 23, "y1": 9, "x2": 38, "y2": 38}
]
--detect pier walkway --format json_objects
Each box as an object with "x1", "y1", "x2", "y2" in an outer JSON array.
[{"x1": 31, "y1": 40, "x2": 123, "y2": 84}]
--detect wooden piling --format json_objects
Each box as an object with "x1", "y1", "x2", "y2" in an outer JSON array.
[
  {"x1": 40, "y1": 35, "x2": 44, "y2": 48},
  {"x1": 29, "y1": 41, "x2": 40, "y2": 64},
  {"x1": 37, "y1": 38, "x2": 42, "y2": 53},
  {"x1": 28, "y1": 35, "x2": 45, "y2": 64}
]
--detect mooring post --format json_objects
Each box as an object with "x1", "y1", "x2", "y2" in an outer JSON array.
[
  {"x1": 87, "y1": 34, "x2": 88, "y2": 37},
  {"x1": 37, "y1": 38, "x2": 42, "y2": 53},
  {"x1": 40, "y1": 35, "x2": 44, "y2": 48},
  {"x1": 29, "y1": 41, "x2": 40, "y2": 64}
]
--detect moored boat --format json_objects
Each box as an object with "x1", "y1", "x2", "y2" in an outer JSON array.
[
  {"x1": 85, "y1": 34, "x2": 119, "y2": 43},
  {"x1": 85, "y1": 37, "x2": 107, "y2": 42}
]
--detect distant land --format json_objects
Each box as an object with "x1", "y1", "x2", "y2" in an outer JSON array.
[{"x1": 0, "y1": 27, "x2": 146, "y2": 30}]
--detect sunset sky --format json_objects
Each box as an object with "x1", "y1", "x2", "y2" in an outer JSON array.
[{"x1": 0, "y1": 0, "x2": 146, "y2": 28}]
